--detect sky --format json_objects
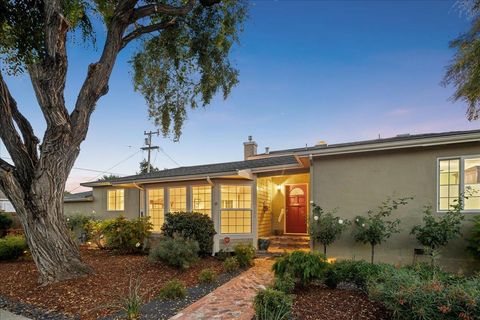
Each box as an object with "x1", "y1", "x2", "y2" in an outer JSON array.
[{"x1": 1, "y1": 0, "x2": 480, "y2": 192}]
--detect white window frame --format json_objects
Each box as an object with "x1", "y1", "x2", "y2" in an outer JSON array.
[
  {"x1": 147, "y1": 187, "x2": 165, "y2": 232},
  {"x1": 437, "y1": 154, "x2": 480, "y2": 213},
  {"x1": 219, "y1": 183, "x2": 254, "y2": 235},
  {"x1": 191, "y1": 185, "x2": 213, "y2": 216},
  {"x1": 107, "y1": 188, "x2": 124, "y2": 211}
]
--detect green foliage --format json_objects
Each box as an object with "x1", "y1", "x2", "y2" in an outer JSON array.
[
  {"x1": 411, "y1": 204, "x2": 464, "y2": 264},
  {"x1": 66, "y1": 213, "x2": 95, "y2": 243},
  {"x1": 198, "y1": 268, "x2": 217, "y2": 283},
  {"x1": 328, "y1": 260, "x2": 394, "y2": 291},
  {"x1": 309, "y1": 204, "x2": 349, "y2": 256},
  {"x1": 468, "y1": 215, "x2": 480, "y2": 259},
  {"x1": 0, "y1": 213, "x2": 13, "y2": 237},
  {"x1": 272, "y1": 251, "x2": 329, "y2": 286},
  {"x1": 254, "y1": 288, "x2": 292, "y2": 320},
  {"x1": 0, "y1": 235, "x2": 27, "y2": 260},
  {"x1": 149, "y1": 236, "x2": 199, "y2": 270},
  {"x1": 353, "y1": 197, "x2": 411, "y2": 263},
  {"x1": 324, "y1": 267, "x2": 340, "y2": 289},
  {"x1": 234, "y1": 243, "x2": 255, "y2": 268},
  {"x1": 161, "y1": 212, "x2": 216, "y2": 255},
  {"x1": 158, "y1": 279, "x2": 187, "y2": 300},
  {"x1": 138, "y1": 159, "x2": 159, "y2": 174},
  {"x1": 131, "y1": 0, "x2": 248, "y2": 140},
  {"x1": 272, "y1": 273, "x2": 296, "y2": 293},
  {"x1": 121, "y1": 276, "x2": 143, "y2": 320},
  {"x1": 222, "y1": 256, "x2": 240, "y2": 273},
  {"x1": 100, "y1": 216, "x2": 152, "y2": 253}
]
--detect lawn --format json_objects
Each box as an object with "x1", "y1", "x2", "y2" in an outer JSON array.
[{"x1": 0, "y1": 246, "x2": 224, "y2": 320}]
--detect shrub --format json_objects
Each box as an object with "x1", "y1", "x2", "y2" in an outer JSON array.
[
  {"x1": 158, "y1": 279, "x2": 186, "y2": 300},
  {"x1": 66, "y1": 213, "x2": 95, "y2": 243},
  {"x1": 309, "y1": 204, "x2": 349, "y2": 256},
  {"x1": 254, "y1": 288, "x2": 292, "y2": 320},
  {"x1": 272, "y1": 273, "x2": 295, "y2": 293},
  {"x1": 272, "y1": 251, "x2": 329, "y2": 286},
  {"x1": 149, "y1": 236, "x2": 199, "y2": 270},
  {"x1": 411, "y1": 204, "x2": 464, "y2": 265},
  {"x1": 161, "y1": 212, "x2": 216, "y2": 255},
  {"x1": 353, "y1": 197, "x2": 411, "y2": 263},
  {"x1": 324, "y1": 267, "x2": 340, "y2": 289},
  {"x1": 121, "y1": 276, "x2": 143, "y2": 320},
  {"x1": 223, "y1": 256, "x2": 240, "y2": 273},
  {"x1": 101, "y1": 216, "x2": 152, "y2": 253},
  {"x1": 0, "y1": 213, "x2": 13, "y2": 238},
  {"x1": 234, "y1": 243, "x2": 255, "y2": 268},
  {"x1": 198, "y1": 268, "x2": 217, "y2": 283},
  {"x1": 468, "y1": 215, "x2": 480, "y2": 260},
  {"x1": 328, "y1": 260, "x2": 393, "y2": 291},
  {"x1": 0, "y1": 235, "x2": 28, "y2": 260}
]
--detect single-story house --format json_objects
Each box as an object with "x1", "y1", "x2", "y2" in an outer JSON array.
[
  {"x1": 0, "y1": 190, "x2": 15, "y2": 213},
  {"x1": 69, "y1": 129, "x2": 480, "y2": 271}
]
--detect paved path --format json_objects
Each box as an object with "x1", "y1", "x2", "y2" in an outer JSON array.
[
  {"x1": 170, "y1": 258, "x2": 274, "y2": 320},
  {"x1": 0, "y1": 310, "x2": 30, "y2": 320}
]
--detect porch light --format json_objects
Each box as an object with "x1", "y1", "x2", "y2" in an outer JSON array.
[{"x1": 276, "y1": 184, "x2": 282, "y2": 191}]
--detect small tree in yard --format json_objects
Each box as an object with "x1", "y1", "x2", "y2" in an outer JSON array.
[
  {"x1": 309, "y1": 203, "x2": 349, "y2": 257},
  {"x1": 411, "y1": 201, "x2": 464, "y2": 266},
  {"x1": 0, "y1": 0, "x2": 247, "y2": 284},
  {"x1": 353, "y1": 197, "x2": 411, "y2": 264}
]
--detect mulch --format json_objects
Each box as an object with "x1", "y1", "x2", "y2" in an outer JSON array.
[
  {"x1": 0, "y1": 246, "x2": 224, "y2": 320},
  {"x1": 292, "y1": 284, "x2": 391, "y2": 320}
]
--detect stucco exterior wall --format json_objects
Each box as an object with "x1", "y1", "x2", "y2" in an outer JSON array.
[
  {"x1": 311, "y1": 142, "x2": 480, "y2": 272},
  {"x1": 64, "y1": 201, "x2": 95, "y2": 216}
]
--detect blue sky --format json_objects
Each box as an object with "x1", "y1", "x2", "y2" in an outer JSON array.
[{"x1": 1, "y1": 0, "x2": 479, "y2": 192}]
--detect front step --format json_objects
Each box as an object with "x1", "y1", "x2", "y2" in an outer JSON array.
[{"x1": 263, "y1": 236, "x2": 311, "y2": 256}]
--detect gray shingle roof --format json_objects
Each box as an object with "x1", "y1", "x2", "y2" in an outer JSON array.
[
  {"x1": 98, "y1": 155, "x2": 300, "y2": 183},
  {"x1": 64, "y1": 191, "x2": 93, "y2": 202}
]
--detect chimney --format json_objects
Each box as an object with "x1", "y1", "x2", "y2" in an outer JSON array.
[{"x1": 243, "y1": 135, "x2": 257, "y2": 160}]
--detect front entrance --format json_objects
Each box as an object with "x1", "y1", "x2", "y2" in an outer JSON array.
[{"x1": 285, "y1": 184, "x2": 308, "y2": 234}]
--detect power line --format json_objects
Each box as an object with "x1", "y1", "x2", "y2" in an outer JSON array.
[{"x1": 159, "y1": 147, "x2": 181, "y2": 167}]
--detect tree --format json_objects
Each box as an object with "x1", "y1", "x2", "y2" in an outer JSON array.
[
  {"x1": 138, "y1": 159, "x2": 159, "y2": 174},
  {"x1": 309, "y1": 204, "x2": 349, "y2": 257},
  {"x1": 99, "y1": 174, "x2": 121, "y2": 181},
  {"x1": 411, "y1": 202, "x2": 464, "y2": 266},
  {"x1": 0, "y1": 0, "x2": 246, "y2": 284},
  {"x1": 443, "y1": 0, "x2": 480, "y2": 120},
  {"x1": 353, "y1": 197, "x2": 411, "y2": 264}
]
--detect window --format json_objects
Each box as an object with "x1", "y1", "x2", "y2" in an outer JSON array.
[
  {"x1": 192, "y1": 185, "x2": 212, "y2": 216},
  {"x1": 107, "y1": 189, "x2": 124, "y2": 211},
  {"x1": 220, "y1": 185, "x2": 252, "y2": 234},
  {"x1": 169, "y1": 187, "x2": 187, "y2": 212},
  {"x1": 148, "y1": 188, "x2": 164, "y2": 232},
  {"x1": 438, "y1": 156, "x2": 480, "y2": 211}
]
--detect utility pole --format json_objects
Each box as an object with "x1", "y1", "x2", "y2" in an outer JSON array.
[{"x1": 141, "y1": 130, "x2": 159, "y2": 173}]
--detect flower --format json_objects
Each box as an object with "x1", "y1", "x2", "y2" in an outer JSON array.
[
  {"x1": 355, "y1": 218, "x2": 359, "y2": 222},
  {"x1": 135, "y1": 242, "x2": 141, "y2": 248},
  {"x1": 313, "y1": 215, "x2": 319, "y2": 221},
  {"x1": 338, "y1": 219, "x2": 343, "y2": 224},
  {"x1": 310, "y1": 200, "x2": 314, "y2": 204},
  {"x1": 361, "y1": 223, "x2": 365, "y2": 227},
  {"x1": 438, "y1": 305, "x2": 451, "y2": 314}
]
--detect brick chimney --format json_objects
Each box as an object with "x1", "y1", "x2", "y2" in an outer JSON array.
[{"x1": 243, "y1": 135, "x2": 257, "y2": 160}]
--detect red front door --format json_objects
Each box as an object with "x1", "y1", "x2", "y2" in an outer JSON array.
[{"x1": 285, "y1": 184, "x2": 307, "y2": 234}]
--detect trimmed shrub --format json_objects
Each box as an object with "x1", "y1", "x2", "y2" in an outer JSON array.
[
  {"x1": 272, "y1": 251, "x2": 329, "y2": 286},
  {"x1": 198, "y1": 268, "x2": 217, "y2": 283},
  {"x1": 149, "y1": 236, "x2": 199, "y2": 270},
  {"x1": 0, "y1": 235, "x2": 27, "y2": 260},
  {"x1": 254, "y1": 288, "x2": 292, "y2": 320},
  {"x1": 329, "y1": 260, "x2": 393, "y2": 291},
  {"x1": 223, "y1": 256, "x2": 240, "y2": 273},
  {"x1": 158, "y1": 279, "x2": 186, "y2": 300},
  {"x1": 272, "y1": 273, "x2": 295, "y2": 293},
  {"x1": 101, "y1": 216, "x2": 152, "y2": 253},
  {"x1": 234, "y1": 243, "x2": 255, "y2": 268},
  {"x1": 0, "y1": 213, "x2": 13, "y2": 238},
  {"x1": 66, "y1": 213, "x2": 95, "y2": 243},
  {"x1": 161, "y1": 212, "x2": 216, "y2": 255}
]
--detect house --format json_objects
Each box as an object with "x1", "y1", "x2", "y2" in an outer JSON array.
[
  {"x1": 75, "y1": 129, "x2": 480, "y2": 270},
  {"x1": 0, "y1": 190, "x2": 15, "y2": 213},
  {"x1": 64, "y1": 191, "x2": 95, "y2": 216}
]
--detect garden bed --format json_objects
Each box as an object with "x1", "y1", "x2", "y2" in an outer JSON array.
[
  {"x1": 0, "y1": 246, "x2": 225, "y2": 320},
  {"x1": 292, "y1": 284, "x2": 390, "y2": 320}
]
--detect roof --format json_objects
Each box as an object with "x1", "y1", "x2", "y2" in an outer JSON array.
[
  {"x1": 82, "y1": 155, "x2": 301, "y2": 187},
  {"x1": 255, "y1": 129, "x2": 480, "y2": 158},
  {"x1": 64, "y1": 191, "x2": 93, "y2": 202}
]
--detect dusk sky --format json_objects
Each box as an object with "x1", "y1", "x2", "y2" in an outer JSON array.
[{"x1": 2, "y1": 0, "x2": 480, "y2": 192}]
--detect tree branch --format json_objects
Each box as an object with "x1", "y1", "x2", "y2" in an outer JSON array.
[
  {"x1": 121, "y1": 19, "x2": 177, "y2": 48},
  {"x1": 132, "y1": 0, "x2": 195, "y2": 22}
]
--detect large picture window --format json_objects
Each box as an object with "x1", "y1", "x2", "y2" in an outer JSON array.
[
  {"x1": 148, "y1": 188, "x2": 164, "y2": 232},
  {"x1": 192, "y1": 185, "x2": 212, "y2": 216},
  {"x1": 169, "y1": 187, "x2": 187, "y2": 212},
  {"x1": 220, "y1": 185, "x2": 252, "y2": 234},
  {"x1": 107, "y1": 189, "x2": 124, "y2": 211},
  {"x1": 438, "y1": 156, "x2": 480, "y2": 211}
]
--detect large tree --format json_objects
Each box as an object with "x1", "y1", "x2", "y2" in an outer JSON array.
[{"x1": 0, "y1": 0, "x2": 246, "y2": 284}]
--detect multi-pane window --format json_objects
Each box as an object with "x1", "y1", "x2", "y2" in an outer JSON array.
[
  {"x1": 169, "y1": 187, "x2": 187, "y2": 212},
  {"x1": 148, "y1": 188, "x2": 164, "y2": 232},
  {"x1": 220, "y1": 185, "x2": 252, "y2": 234},
  {"x1": 438, "y1": 156, "x2": 480, "y2": 211},
  {"x1": 191, "y1": 185, "x2": 212, "y2": 216},
  {"x1": 107, "y1": 189, "x2": 124, "y2": 211}
]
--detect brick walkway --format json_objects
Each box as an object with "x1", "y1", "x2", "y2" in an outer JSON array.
[{"x1": 170, "y1": 258, "x2": 274, "y2": 320}]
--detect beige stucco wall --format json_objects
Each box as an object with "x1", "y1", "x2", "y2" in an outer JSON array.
[
  {"x1": 64, "y1": 201, "x2": 95, "y2": 216},
  {"x1": 311, "y1": 142, "x2": 480, "y2": 272}
]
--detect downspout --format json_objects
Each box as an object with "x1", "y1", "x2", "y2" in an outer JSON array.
[
  {"x1": 309, "y1": 154, "x2": 314, "y2": 252},
  {"x1": 206, "y1": 176, "x2": 214, "y2": 186}
]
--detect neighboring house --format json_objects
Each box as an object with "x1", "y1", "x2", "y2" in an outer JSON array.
[
  {"x1": 75, "y1": 129, "x2": 480, "y2": 270},
  {"x1": 0, "y1": 190, "x2": 15, "y2": 213},
  {"x1": 64, "y1": 191, "x2": 95, "y2": 215}
]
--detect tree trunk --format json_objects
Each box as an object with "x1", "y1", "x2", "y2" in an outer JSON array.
[
  {"x1": 371, "y1": 244, "x2": 375, "y2": 264},
  {"x1": 323, "y1": 244, "x2": 327, "y2": 257}
]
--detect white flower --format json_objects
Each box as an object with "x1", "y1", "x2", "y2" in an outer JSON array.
[
  {"x1": 135, "y1": 242, "x2": 141, "y2": 248},
  {"x1": 66, "y1": 218, "x2": 70, "y2": 222},
  {"x1": 310, "y1": 200, "x2": 314, "y2": 204},
  {"x1": 313, "y1": 215, "x2": 319, "y2": 221},
  {"x1": 355, "y1": 218, "x2": 359, "y2": 222},
  {"x1": 338, "y1": 219, "x2": 343, "y2": 224},
  {"x1": 361, "y1": 223, "x2": 365, "y2": 227}
]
